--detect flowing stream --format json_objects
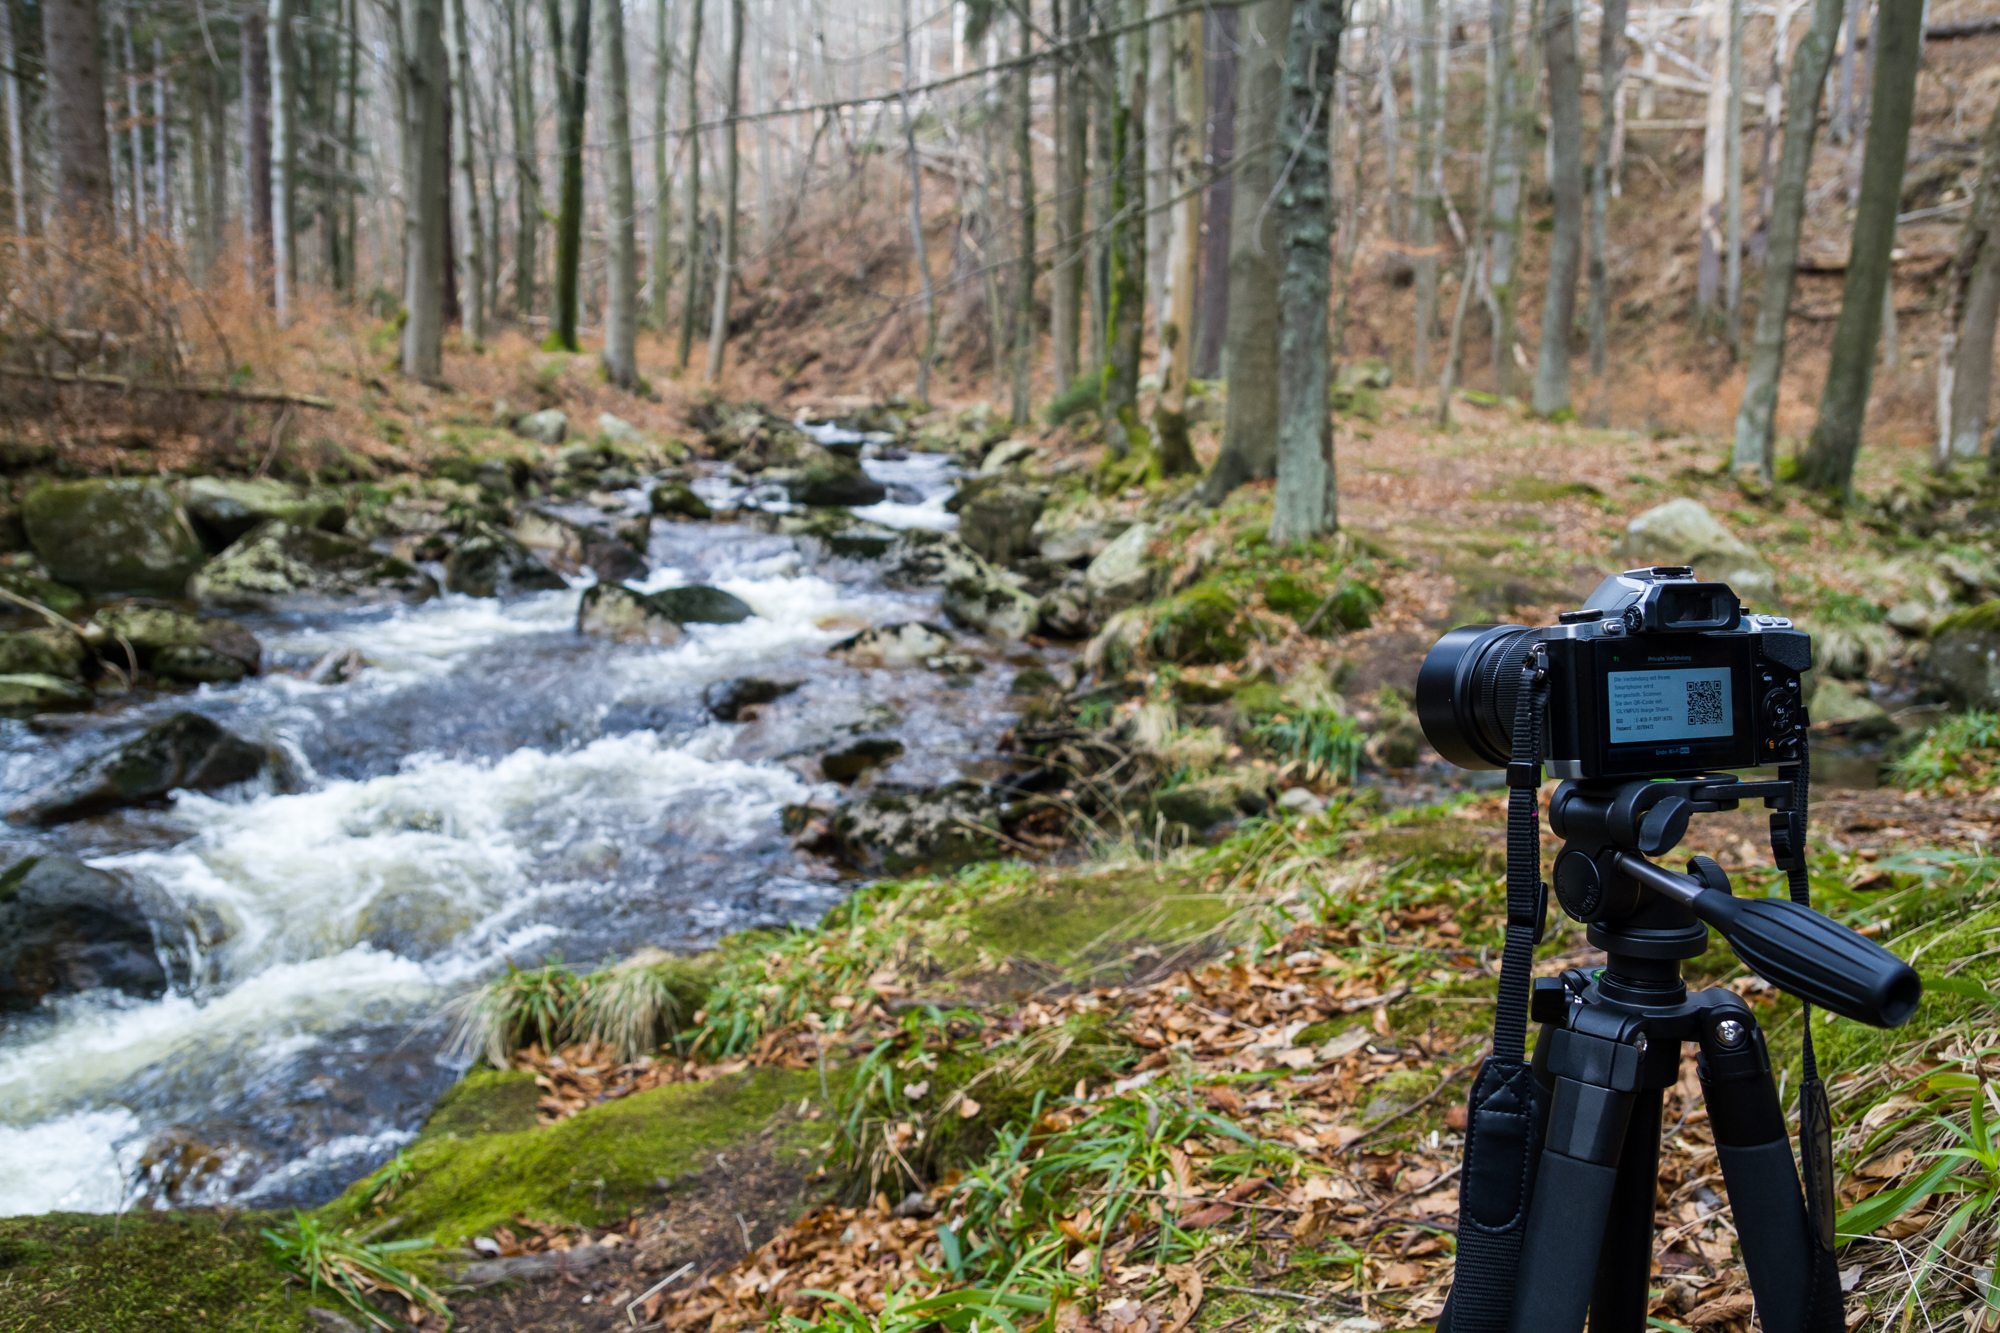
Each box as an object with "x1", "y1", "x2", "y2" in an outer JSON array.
[{"x1": 0, "y1": 444, "x2": 1017, "y2": 1217}]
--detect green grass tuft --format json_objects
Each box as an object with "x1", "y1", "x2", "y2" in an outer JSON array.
[{"x1": 1889, "y1": 711, "x2": 2000, "y2": 790}]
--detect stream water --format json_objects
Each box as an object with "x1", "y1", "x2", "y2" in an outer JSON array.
[{"x1": 0, "y1": 445, "x2": 1020, "y2": 1218}]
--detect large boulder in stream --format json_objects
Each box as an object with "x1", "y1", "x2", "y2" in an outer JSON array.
[
  {"x1": 173, "y1": 477, "x2": 346, "y2": 549},
  {"x1": 22, "y1": 480, "x2": 209, "y2": 598},
  {"x1": 188, "y1": 521, "x2": 437, "y2": 612},
  {"x1": 445, "y1": 523, "x2": 569, "y2": 598},
  {"x1": 577, "y1": 583, "x2": 754, "y2": 644},
  {"x1": 90, "y1": 601, "x2": 262, "y2": 684},
  {"x1": 0, "y1": 628, "x2": 87, "y2": 681},
  {"x1": 0, "y1": 856, "x2": 189, "y2": 1009},
  {"x1": 948, "y1": 475, "x2": 1045, "y2": 566},
  {"x1": 0, "y1": 673, "x2": 92, "y2": 714},
  {"x1": 515, "y1": 508, "x2": 648, "y2": 583},
  {"x1": 11, "y1": 711, "x2": 267, "y2": 826},
  {"x1": 831, "y1": 622, "x2": 956, "y2": 668},
  {"x1": 1611, "y1": 499, "x2": 1780, "y2": 608},
  {"x1": 885, "y1": 530, "x2": 1043, "y2": 641},
  {"x1": 704, "y1": 676, "x2": 803, "y2": 720}
]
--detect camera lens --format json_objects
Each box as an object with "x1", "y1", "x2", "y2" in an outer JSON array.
[{"x1": 1415, "y1": 625, "x2": 1537, "y2": 769}]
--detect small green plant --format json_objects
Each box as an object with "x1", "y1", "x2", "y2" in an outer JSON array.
[
  {"x1": 1256, "y1": 706, "x2": 1364, "y2": 783},
  {"x1": 262, "y1": 1212, "x2": 449, "y2": 1330},
  {"x1": 446, "y1": 961, "x2": 587, "y2": 1067},
  {"x1": 1042, "y1": 373, "x2": 1103, "y2": 427},
  {"x1": 364, "y1": 1150, "x2": 415, "y2": 1208},
  {"x1": 1890, "y1": 711, "x2": 2000, "y2": 791},
  {"x1": 573, "y1": 958, "x2": 686, "y2": 1062},
  {"x1": 778, "y1": 1284, "x2": 1050, "y2": 1333}
]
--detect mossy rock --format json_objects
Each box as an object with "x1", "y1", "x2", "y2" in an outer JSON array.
[
  {"x1": 188, "y1": 521, "x2": 437, "y2": 612},
  {"x1": 1145, "y1": 587, "x2": 1249, "y2": 664},
  {"x1": 0, "y1": 567, "x2": 84, "y2": 618},
  {"x1": 417, "y1": 1067, "x2": 545, "y2": 1140},
  {"x1": 320, "y1": 1068, "x2": 818, "y2": 1246},
  {"x1": 21, "y1": 480, "x2": 208, "y2": 598},
  {"x1": 651, "y1": 479, "x2": 714, "y2": 521},
  {"x1": 0, "y1": 1210, "x2": 315, "y2": 1332},
  {"x1": 1932, "y1": 599, "x2": 2000, "y2": 636},
  {"x1": 90, "y1": 602, "x2": 262, "y2": 683},
  {"x1": 0, "y1": 628, "x2": 87, "y2": 681},
  {"x1": 0, "y1": 672, "x2": 91, "y2": 714},
  {"x1": 174, "y1": 477, "x2": 347, "y2": 550},
  {"x1": 577, "y1": 583, "x2": 754, "y2": 644}
]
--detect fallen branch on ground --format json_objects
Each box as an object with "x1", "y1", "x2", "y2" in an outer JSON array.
[{"x1": 0, "y1": 365, "x2": 337, "y2": 409}]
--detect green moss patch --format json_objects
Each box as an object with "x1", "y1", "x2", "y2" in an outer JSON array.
[
  {"x1": 949, "y1": 866, "x2": 1243, "y2": 978},
  {"x1": 323, "y1": 1067, "x2": 819, "y2": 1246},
  {"x1": 0, "y1": 1210, "x2": 312, "y2": 1333},
  {"x1": 415, "y1": 1067, "x2": 543, "y2": 1142}
]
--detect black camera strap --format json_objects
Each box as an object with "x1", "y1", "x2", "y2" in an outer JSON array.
[
  {"x1": 1776, "y1": 726, "x2": 1845, "y2": 1327},
  {"x1": 1442, "y1": 647, "x2": 1551, "y2": 1332}
]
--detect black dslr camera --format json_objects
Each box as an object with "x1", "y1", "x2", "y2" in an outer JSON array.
[{"x1": 1415, "y1": 566, "x2": 1813, "y2": 780}]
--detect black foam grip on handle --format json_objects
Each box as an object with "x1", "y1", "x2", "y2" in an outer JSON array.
[{"x1": 1696, "y1": 894, "x2": 1922, "y2": 1028}]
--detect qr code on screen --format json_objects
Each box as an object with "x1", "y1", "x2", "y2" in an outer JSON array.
[{"x1": 1686, "y1": 679, "x2": 1725, "y2": 727}]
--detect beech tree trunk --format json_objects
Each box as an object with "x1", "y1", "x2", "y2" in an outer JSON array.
[
  {"x1": 1191, "y1": 6, "x2": 1235, "y2": 380},
  {"x1": 401, "y1": 0, "x2": 450, "y2": 380},
  {"x1": 1485, "y1": 0, "x2": 1525, "y2": 395},
  {"x1": 246, "y1": 5, "x2": 273, "y2": 286},
  {"x1": 550, "y1": 0, "x2": 593, "y2": 351},
  {"x1": 1153, "y1": 3, "x2": 1203, "y2": 473},
  {"x1": 1725, "y1": 0, "x2": 1744, "y2": 344},
  {"x1": 1731, "y1": 0, "x2": 1841, "y2": 479},
  {"x1": 897, "y1": 0, "x2": 936, "y2": 400},
  {"x1": 1144, "y1": 0, "x2": 1171, "y2": 323},
  {"x1": 1696, "y1": 0, "x2": 1726, "y2": 315},
  {"x1": 1586, "y1": 0, "x2": 1629, "y2": 377},
  {"x1": 507, "y1": 0, "x2": 539, "y2": 318},
  {"x1": 1101, "y1": 0, "x2": 1147, "y2": 458},
  {"x1": 603, "y1": 0, "x2": 638, "y2": 385},
  {"x1": 1051, "y1": 0, "x2": 1088, "y2": 395},
  {"x1": 270, "y1": 0, "x2": 293, "y2": 317},
  {"x1": 1268, "y1": 0, "x2": 1344, "y2": 542},
  {"x1": 1, "y1": 0, "x2": 24, "y2": 233},
  {"x1": 677, "y1": 0, "x2": 704, "y2": 367},
  {"x1": 1799, "y1": 0, "x2": 1920, "y2": 498},
  {"x1": 650, "y1": 0, "x2": 676, "y2": 328},
  {"x1": 703, "y1": 0, "x2": 742, "y2": 382},
  {"x1": 1011, "y1": 9, "x2": 1036, "y2": 425},
  {"x1": 43, "y1": 0, "x2": 111, "y2": 230},
  {"x1": 1944, "y1": 94, "x2": 2000, "y2": 463},
  {"x1": 1411, "y1": 0, "x2": 1437, "y2": 386},
  {"x1": 449, "y1": 0, "x2": 485, "y2": 344},
  {"x1": 1196, "y1": 0, "x2": 1291, "y2": 506},
  {"x1": 1530, "y1": 0, "x2": 1583, "y2": 416}
]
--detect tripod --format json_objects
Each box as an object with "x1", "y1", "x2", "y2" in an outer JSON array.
[{"x1": 1502, "y1": 773, "x2": 1844, "y2": 1332}]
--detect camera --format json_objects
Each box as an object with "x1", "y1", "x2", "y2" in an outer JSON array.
[{"x1": 1415, "y1": 566, "x2": 1812, "y2": 780}]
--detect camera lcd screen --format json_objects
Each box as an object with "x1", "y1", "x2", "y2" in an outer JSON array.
[{"x1": 1606, "y1": 667, "x2": 1736, "y2": 744}]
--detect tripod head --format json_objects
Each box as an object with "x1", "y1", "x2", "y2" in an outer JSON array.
[{"x1": 1547, "y1": 773, "x2": 1920, "y2": 1029}]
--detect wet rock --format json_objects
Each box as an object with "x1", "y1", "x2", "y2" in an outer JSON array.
[
  {"x1": 0, "y1": 673, "x2": 91, "y2": 714},
  {"x1": 766, "y1": 510, "x2": 897, "y2": 557},
  {"x1": 0, "y1": 566, "x2": 85, "y2": 618},
  {"x1": 90, "y1": 601, "x2": 262, "y2": 683},
  {"x1": 514, "y1": 408, "x2": 569, "y2": 445},
  {"x1": 444, "y1": 522, "x2": 569, "y2": 598},
  {"x1": 695, "y1": 401, "x2": 816, "y2": 467},
  {"x1": 1928, "y1": 601, "x2": 2000, "y2": 708},
  {"x1": 12, "y1": 711, "x2": 267, "y2": 825},
  {"x1": 1809, "y1": 678, "x2": 1898, "y2": 740},
  {"x1": 1154, "y1": 772, "x2": 1270, "y2": 830},
  {"x1": 1084, "y1": 522, "x2": 1155, "y2": 614},
  {"x1": 577, "y1": 582, "x2": 754, "y2": 643},
  {"x1": 1612, "y1": 499, "x2": 1780, "y2": 608},
  {"x1": 704, "y1": 676, "x2": 803, "y2": 720},
  {"x1": 828, "y1": 782, "x2": 1009, "y2": 874},
  {"x1": 831, "y1": 622, "x2": 955, "y2": 668},
  {"x1": 174, "y1": 477, "x2": 346, "y2": 549},
  {"x1": 948, "y1": 475, "x2": 1045, "y2": 566},
  {"x1": 514, "y1": 507, "x2": 648, "y2": 582},
  {"x1": 597, "y1": 413, "x2": 647, "y2": 448},
  {"x1": 651, "y1": 480, "x2": 714, "y2": 520},
  {"x1": 0, "y1": 628, "x2": 87, "y2": 680},
  {"x1": 821, "y1": 737, "x2": 905, "y2": 782},
  {"x1": 1363, "y1": 716, "x2": 1428, "y2": 769},
  {"x1": 1277, "y1": 787, "x2": 1328, "y2": 816},
  {"x1": 1887, "y1": 601, "x2": 1941, "y2": 635},
  {"x1": 22, "y1": 479, "x2": 209, "y2": 597},
  {"x1": 787, "y1": 454, "x2": 887, "y2": 508},
  {"x1": 0, "y1": 856, "x2": 167, "y2": 1009},
  {"x1": 1032, "y1": 514, "x2": 1132, "y2": 566},
  {"x1": 188, "y1": 521, "x2": 437, "y2": 612},
  {"x1": 979, "y1": 440, "x2": 1040, "y2": 473},
  {"x1": 887, "y1": 530, "x2": 1042, "y2": 640},
  {"x1": 1036, "y1": 578, "x2": 1094, "y2": 639}
]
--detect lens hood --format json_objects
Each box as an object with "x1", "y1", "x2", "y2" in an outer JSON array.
[{"x1": 1416, "y1": 624, "x2": 1533, "y2": 770}]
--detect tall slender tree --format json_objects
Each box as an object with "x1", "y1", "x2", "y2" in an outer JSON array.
[
  {"x1": 1196, "y1": 0, "x2": 1291, "y2": 505},
  {"x1": 401, "y1": 0, "x2": 450, "y2": 379},
  {"x1": 449, "y1": 0, "x2": 486, "y2": 343},
  {"x1": 42, "y1": 0, "x2": 112, "y2": 228},
  {"x1": 1732, "y1": 0, "x2": 1842, "y2": 480},
  {"x1": 897, "y1": 0, "x2": 936, "y2": 401},
  {"x1": 1191, "y1": 6, "x2": 1235, "y2": 379},
  {"x1": 1268, "y1": 0, "x2": 1344, "y2": 541},
  {"x1": 1153, "y1": 0, "x2": 1203, "y2": 472},
  {"x1": 604, "y1": 0, "x2": 640, "y2": 384},
  {"x1": 0, "y1": 0, "x2": 25, "y2": 233},
  {"x1": 506, "y1": 0, "x2": 539, "y2": 317},
  {"x1": 1100, "y1": 0, "x2": 1146, "y2": 458},
  {"x1": 650, "y1": 0, "x2": 676, "y2": 328},
  {"x1": 1531, "y1": 0, "x2": 1583, "y2": 416},
  {"x1": 1485, "y1": 0, "x2": 1526, "y2": 394},
  {"x1": 1797, "y1": 0, "x2": 1920, "y2": 498},
  {"x1": 1586, "y1": 0, "x2": 1629, "y2": 377},
  {"x1": 676, "y1": 0, "x2": 704, "y2": 367},
  {"x1": 1942, "y1": 96, "x2": 2000, "y2": 465},
  {"x1": 270, "y1": 0, "x2": 295, "y2": 317},
  {"x1": 548, "y1": 0, "x2": 593, "y2": 350},
  {"x1": 703, "y1": 0, "x2": 742, "y2": 381},
  {"x1": 1411, "y1": 0, "x2": 1437, "y2": 386},
  {"x1": 1011, "y1": 3, "x2": 1036, "y2": 424},
  {"x1": 1051, "y1": 0, "x2": 1090, "y2": 393},
  {"x1": 245, "y1": 2, "x2": 274, "y2": 288}
]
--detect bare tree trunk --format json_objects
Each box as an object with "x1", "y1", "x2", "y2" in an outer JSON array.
[
  {"x1": 897, "y1": 0, "x2": 936, "y2": 401},
  {"x1": 2, "y1": 0, "x2": 26, "y2": 233},
  {"x1": 1051, "y1": 0, "x2": 1087, "y2": 394},
  {"x1": 246, "y1": 4, "x2": 274, "y2": 291},
  {"x1": 1586, "y1": 0, "x2": 1628, "y2": 378},
  {"x1": 1196, "y1": 0, "x2": 1291, "y2": 505},
  {"x1": 1732, "y1": 0, "x2": 1841, "y2": 479},
  {"x1": 1411, "y1": 0, "x2": 1436, "y2": 386},
  {"x1": 507, "y1": 0, "x2": 539, "y2": 318},
  {"x1": 1798, "y1": 0, "x2": 1919, "y2": 498},
  {"x1": 269, "y1": 0, "x2": 293, "y2": 317},
  {"x1": 1486, "y1": 0, "x2": 1525, "y2": 394},
  {"x1": 1192, "y1": 6, "x2": 1235, "y2": 379},
  {"x1": 1530, "y1": 0, "x2": 1582, "y2": 416},
  {"x1": 703, "y1": 0, "x2": 741, "y2": 382},
  {"x1": 1943, "y1": 95, "x2": 2000, "y2": 464},
  {"x1": 1844, "y1": 0, "x2": 1873, "y2": 205},
  {"x1": 603, "y1": 0, "x2": 638, "y2": 385},
  {"x1": 676, "y1": 0, "x2": 703, "y2": 367},
  {"x1": 449, "y1": 0, "x2": 485, "y2": 343},
  {"x1": 344, "y1": 0, "x2": 363, "y2": 296},
  {"x1": 1696, "y1": 0, "x2": 1725, "y2": 316},
  {"x1": 151, "y1": 36, "x2": 167, "y2": 236},
  {"x1": 43, "y1": 0, "x2": 111, "y2": 232},
  {"x1": 1268, "y1": 0, "x2": 1344, "y2": 542},
  {"x1": 122, "y1": 18, "x2": 143, "y2": 239},
  {"x1": 1375, "y1": 11, "x2": 1400, "y2": 242},
  {"x1": 401, "y1": 0, "x2": 450, "y2": 379},
  {"x1": 651, "y1": 0, "x2": 675, "y2": 328},
  {"x1": 1144, "y1": 0, "x2": 1171, "y2": 331},
  {"x1": 1011, "y1": 7, "x2": 1036, "y2": 425},
  {"x1": 751, "y1": 0, "x2": 771, "y2": 246},
  {"x1": 1102, "y1": 0, "x2": 1148, "y2": 458},
  {"x1": 1154, "y1": 1, "x2": 1203, "y2": 472},
  {"x1": 1724, "y1": 0, "x2": 1743, "y2": 347},
  {"x1": 1441, "y1": 4, "x2": 1500, "y2": 424},
  {"x1": 1831, "y1": 0, "x2": 1856, "y2": 142}
]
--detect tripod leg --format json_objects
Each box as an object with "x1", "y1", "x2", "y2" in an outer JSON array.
[
  {"x1": 1506, "y1": 1073, "x2": 1636, "y2": 1333},
  {"x1": 1589, "y1": 1088, "x2": 1663, "y2": 1333},
  {"x1": 1698, "y1": 1003, "x2": 1846, "y2": 1333}
]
